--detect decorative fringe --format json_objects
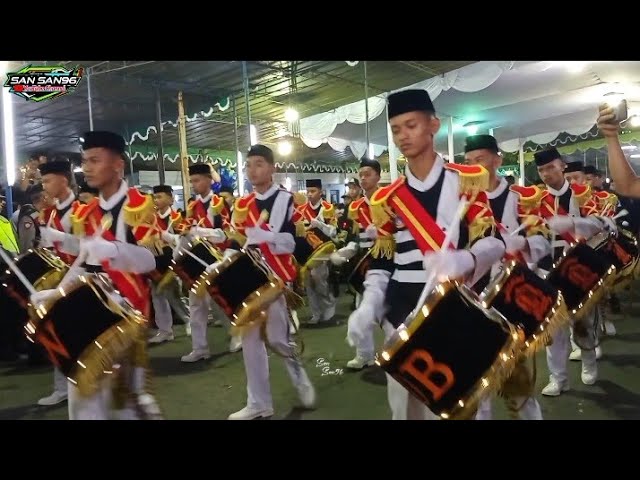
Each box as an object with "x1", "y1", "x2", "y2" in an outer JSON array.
[
  {"x1": 370, "y1": 202, "x2": 391, "y2": 229},
  {"x1": 124, "y1": 195, "x2": 156, "y2": 228},
  {"x1": 468, "y1": 216, "x2": 495, "y2": 244},
  {"x1": 519, "y1": 294, "x2": 570, "y2": 358},
  {"x1": 284, "y1": 286, "x2": 305, "y2": 311},
  {"x1": 571, "y1": 266, "x2": 617, "y2": 322},
  {"x1": 293, "y1": 192, "x2": 307, "y2": 207},
  {"x1": 295, "y1": 221, "x2": 307, "y2": 237},
  {"x1": 370, "y1": 236, "x2": 395, "y2": 260},
  {"x1": 499, "y1": 357, "x2": 536, "y2": 399},
  {"x1": 459, "y1": 172, "x2": 489, "y2": 196}
]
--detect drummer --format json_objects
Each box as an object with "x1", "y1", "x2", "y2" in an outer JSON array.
[
  {"x1": 297, "y1": 179, "x2": 338, "y2": 325},
  {"x1": 330, "y1": 158, "x2": 385, "y2": 370},
  {"x1": 29, "y1": 130, "x2": 163, "y2": 420},
  {"x1": 347, "y1": 89, "x2": 506, "y2": 420},
  {"x1": 464, "y1": 134, "x2": 551, "y2": 420},
  {"x1": 35, "y1": 159, "x2": 77, "y2": 406},
  {"x1": 178, "y1": 164, "x2": 241, "y2": 362},
  {"x1": 148, "y1": 185, "x2": 189, "y2": 344},
  {"x1": 534, "y1": 148, "x2": 614, "y2": 396},
  {"x1": 223, "y1": 144, "x2": 316, "y2": 420}
]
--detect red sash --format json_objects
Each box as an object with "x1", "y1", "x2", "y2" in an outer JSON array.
[
  {"x1": 245, "y1": 195, "x2": 297, "y2": 282},
  {"x1": 86, "y1": 208, "x2": 151, "y2": 317},
  {"x1": 387, "y1": 183, "x2": 454, "y2": 254},
  {"x1": 156, "y1": 215, "x2": 169, "y2": 231},
  {"x1": 302, "y1": 203, "x2": 320, "y2": 223},
  {"x1": 190, "y1": 200, "x2": 213, "y2": 228},
  {"x1": 47, "y1": 208, "x2": 75, "y2": 265},
  {"x1": 539, "y1": 193, "x2": 576, "y2": 243}
]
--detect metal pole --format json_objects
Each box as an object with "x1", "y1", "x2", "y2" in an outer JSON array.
[
  {"x1": 242, "y1": 61, "x2": 252, "y2": 145},
  {"x1": 448, "y1": 117, "x2": 455, "y2": 163},
  {"x1": 125, "y1": 125, "x2": 134, "y2": 185},
  {"x1": 386, "y1": 102, "x2": 399, "y2": 181},
  {"x1": 519, "y1": 139, "x2": 525, "y2": 186},
  {"x1": 177, "y1": 91, "x2": 191, "y2": 209},
  {"x1": 155, "y1": 88, "x2": 165, "y2": 185},
  {"x1": 5, "y1": 186, "x2": 13, "y2": 219},
  {"x1": 87, "y1": 70, "x2": 94, "y2": 131},
  {"x1": 232, "y1": 96, "x2": 244, "y2": 196},
  {"x1": 364, "y1": 61, "x2": 370, "y2": 158}
]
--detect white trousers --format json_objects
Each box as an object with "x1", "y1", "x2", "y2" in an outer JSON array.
[
  {"x1": 305, "y1": 263, "x2": 336, "y2": 322},
  {"x1": 189, "y1": 291, "x2": 211, "y2": 351},
  {"x1": 53, "y1": 367, "x2": 68, "y2": 394},
  {"x1": 546, "y1": 308, "x2": 597, "y2": 385},
  {"x1": 241, "y1": 295, "x2": 312, "y2": 411},
  {"x1": 151, "y1": 287, "x2": 173, "y2": 334},
  {"x1": 351, "y1": 292, "x2": 375, "y2": 361},
  {"x1": 475, "y1": 396, "x2": 543, "y2": 420}
]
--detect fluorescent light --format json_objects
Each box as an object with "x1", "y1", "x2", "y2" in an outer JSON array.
[
  {"x1": 284, "y1": 176, "x2": 292, "y2": 191},
  {"x1": 1, "y1": 61, "x2": 16, "y2": 186},
  {"x1": 278, "y1": 141, "x2": 292, "y2": 156},
  {"x1": 249, "y1": 125, "x2": 257, "y2": 146},
  {"x1": 284, "y1": 108, "x2": 299, "y2": 122},
  {"x1": 566, "y1": 61, "x2": 586, "y2": 73},
  {"x1": 631, "y1": 116, "x2": 640, "y2": 128},
  {"x1": 629, "y1": 154, "x2": 640, "y2": 159},
  {"x1": 621, "y1": 145, "x2": 636, "y2": 150},
  {"x1": 467, "y1": 125, "x2": 478, "y2": 135},
  {"x1": 368, "y1": 143, "x2": 375, "y2": 159},
  {"x1": 237, "y1": 151, "x2": 245, "y2": 196}
]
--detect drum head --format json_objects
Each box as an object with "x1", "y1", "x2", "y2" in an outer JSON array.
[{"x1": 378, "y1": 281, "x2": 518, "y2": 419}]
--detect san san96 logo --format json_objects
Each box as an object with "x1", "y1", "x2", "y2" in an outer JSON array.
[{"x1": 4, "y1": 65, "x2": 84, "y2": 102}]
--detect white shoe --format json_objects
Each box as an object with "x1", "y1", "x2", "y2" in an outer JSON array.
[
  {"x1": 581, "y1": 365, "x2": 598, "y2": 385},
  {"x1": 181, "y1": 349, "x2": 211, "y2": 363},
  {"x1": 229, "y1": 336, "x2": 242, "y2": 353},
  {"x1": 185, "y1": 323, "x2": 191, "y2": 336},
  {"x1": 569, "y1": 349, "x2": 581, "y2": 361},
  {"x1": 346, "y1": 355, "x2": 375, "y2": 370},
  {"x1": 37, "y1": 391, "x2": 68, "y2": 406},
  {"x1": 541, "y1": 381, "x2": 569, "y2": 397},
  {"x1": 604, "y1": 321, "x2": 616, "y2": 336},
  {"x1": 297, "y1": 383, "x2": 317, "y2": 409},
  {"x1": 596, "y1": 346, "x2": 603, "y2": 360},
  {"x1": 148, "y1": 331, "x2": 174, "y2": 344},
  {"x1": 227, "y1": 405, "x2": 274, "y2": 420}
]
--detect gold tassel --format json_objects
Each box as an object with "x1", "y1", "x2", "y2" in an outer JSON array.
[
  {"x1": 124, "y1": 196, "x2": 155, "y2": 228},
  {"x1": 468, "y1": 216, "x2": 495, "y2": 244},
  {"x1": 295, "y1": 221, "x2": 306, "y2": 237},
  {"x1": 458, "y1": 169, "x2": 490, "y2": 196},
  {"x1": 370, "y1": 202, "x2": 391, "y2": 228},
  {"x1": 284, "y1": 286, "x2": 305, "y2": 311},
  {"x1": 370, "y1": 235, "x2": 395, "y2": 260},
  {"x1": 293, "y1": 192, "x2": 307, "y2": 207}
]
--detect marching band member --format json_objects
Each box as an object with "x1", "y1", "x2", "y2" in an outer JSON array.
[
  {"x1": 463, "y1": 134, "x2": 551, "y2": 420},
  {"x1": 348, "y1": 89, "x2": 506, "y2": 420},
  {"x1": 297, "y1": 179, "x2": 338, "y2": 325},
  {"x1": 224, "y1": 144, "x2": 316, "y2": 420},
  {"x1": 30, "y1": 130, "x2": 162, "y2": 420},
  {"x1": 148, "y1": 185, "x2": 189, "y2": 344},
  {"x1": 35, "y1": 159, "x2": 77, "y2": 406},
  {"x1": 534, "y1": 148, "x2": 614, "y2": 396},
  {"x1": 180, "y1": 164, "x2": 241, "y2": 362},
  {"x1": 330, "y1": 158, "x2": 383, "y2": 369}
]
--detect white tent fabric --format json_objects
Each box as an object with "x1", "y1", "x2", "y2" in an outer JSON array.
[{"x1": 297, "y1": 61, "x2": 515, "y2": 158}]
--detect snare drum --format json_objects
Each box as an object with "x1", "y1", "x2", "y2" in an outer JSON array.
[
  {"x1": 293, "y1": 227, "x2": 336, "y2": 281},
  {"x1": 170, "y1": 238, "x2": 220, "y2": 294},
  {"x1": 26, "y1": 275, "x2": 147, "y2": 397},
  {"x1": 480, "y1": 260, "x2": 570, "y2": 356},
  {"x1": 589, "y1": 230, "x2": 638, "y2": 289},
  {"x1": 201, "y1": 249, "x2": 284, "y2": 330},
  {"x1": 1, "y1": 248, "x2": 68, "y2": 310},
  {"x1": 346, "y1": 249, "x2": 372, "y2": 296},
  {"x1": 148, "y1": 245, "x2": 176, "y2": 292},
  {"x1": 376, "y1": 280, "x2": 521, "y2": 420},
  {"x1": 545, "y1": 242, "x2": 616, "y2": 319}
]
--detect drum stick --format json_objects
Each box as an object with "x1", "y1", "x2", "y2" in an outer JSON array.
[
  {"x1": 407, "y1": 196, "x2": 469, "y2": 322},
  {"x1": 179, "y1": 247, "x2": 211, "y2": 268},
  {"x1": 0, "y1": 248, "x2": 38, "y2": 296},
  {"x1": 46, "y1": 209, "x2": 55, "y2": 229},
  {"x1": 612, "y1": 209, "x2": 628, "y2": 220}
]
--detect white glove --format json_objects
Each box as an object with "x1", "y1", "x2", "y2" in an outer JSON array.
[
  {"x1": 502, "y1": 234, "x2": 527, "y2": 255},
  {"x1": 309, "y1": 217, "x2": 336, "y2": 237},
  {"x1": 330, "y1": 251, "x2": 348, "y2": 266},
  {"x1": 622, "y1": 221, "x2": 630, "y2": 228},
  {"x1": 364, "y1": 224, "x2": 378, "y2": 240},
  {"x1": 309, "y1": 218, "x2": 324, "y2": 230},
  {"x1": 84, "y1": 237, "x2": 119, "y2": 267},
  {"x1": 40, "y1": 227, "x2": 67, "y2": 245},
  {"x1": 172, "y1": 236, "x2": 191, "y2": 261},
  {"x1": 245, "y1": 226, "x2": 276, "y2": 246},
  {"x1": 337, "y1": 242, "x2": 358, "y2": 259},
  {"x1": 596, "y1": 216, "x2": 618, "y2": 233},
  {"x1": 574, "y1": 217, "x2": 603, "y2": 240},
  {"x1": 161, "y1": 230, "x2": 179, "y2": 246},
  {"x1": 546, "y1": 216, "x2": 575, "y2": 235},
  {"x1": 423, "y1": 249, "x2": 476, "y2": 283},
  {"x1": 29, "y1": 288, "x2": 58, "y2": 306},
  {"x1": 205, "y1": 261, "x2": 221, "y2": 274},
  {"x1": 190, "y1": 227, "x2": 227, "y2": 244}
]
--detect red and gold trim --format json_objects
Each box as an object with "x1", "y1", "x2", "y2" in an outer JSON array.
[{"x1": 123, "y1": 188, "x2": 155, "y2": 227}]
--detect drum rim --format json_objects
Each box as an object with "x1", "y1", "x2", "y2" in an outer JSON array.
[
  {"x1": 479, "y1": 259, "x2": 571, "y2": 356},
  {"x1": 297, "y1": 241, "x2": 337, "y2": 285},
  {"x1": 26, "y1": 275, "x2": 146, "y2": 397},
  {"x1": 546, "y1": 241, "x2": 617, "y2": 320},
  {"x1": 346, "y1": 249, "x2": 372, "y2": 295},
  {"x1": 376, "y1": 280, "x2": 522, "y2": 420},
  {"x1": 202, "y1": 250, "x2": 285, "y2": 329}
]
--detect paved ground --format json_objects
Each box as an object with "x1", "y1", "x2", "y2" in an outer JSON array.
[{"x1": 2, "y1": 285, "x2": 639, "y2": 420}]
